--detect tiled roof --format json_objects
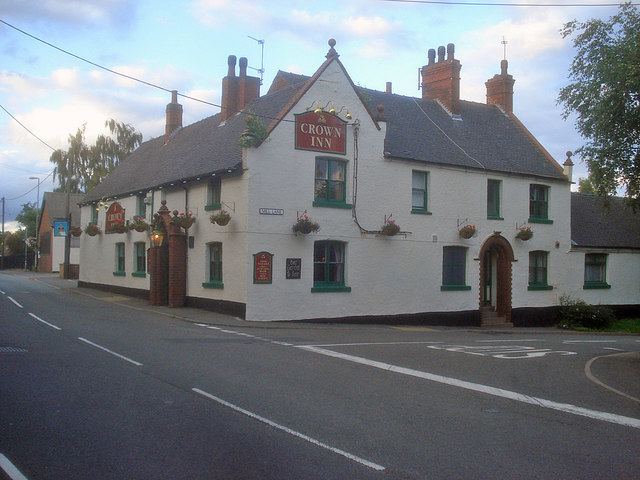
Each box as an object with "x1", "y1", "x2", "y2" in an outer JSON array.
[
  {"x1": 571, "y1": 193, "x2": 640, "y2": 249},
  {"x1": 82, "y1": 82, "x2": 305, "y2": 203},
  {"x1": 84, "y1": 63, "x2": 567, "y2": 203}
]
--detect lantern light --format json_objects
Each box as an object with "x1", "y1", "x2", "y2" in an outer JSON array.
[{"x1": 151, "y1": 229, "x2": 164, "y2": 247}]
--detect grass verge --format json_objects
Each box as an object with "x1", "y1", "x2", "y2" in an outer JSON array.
[{"x1": 569, "y1": 318, "x2": 640, "y2": 334}]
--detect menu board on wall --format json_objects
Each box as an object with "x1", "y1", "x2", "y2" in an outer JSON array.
[
  {"x1": 253, "y1": 251, "x2": 273, "y2": 284},
  {"x1": 286, "y1": 258, "x2": 301, "y2": 279}
]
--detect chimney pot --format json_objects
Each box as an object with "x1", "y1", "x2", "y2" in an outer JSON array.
[
  {"x1": 428, "y1": 48, "x2": 436, "y2": 65},
  {"x1": 171, "y1": 89, "x2": 178, "y2": 103},
  {"x1": 239, "y1": 57, "x2": 248, "y2": 77},
  {"x1": 386, "y1": 81, "x2": 392, "y2": 94},
  {"x1": 485, "y1": 59, "x2": 515, "y2": 113},
  {"x1": 500, "y1": 59, "x2": 508, "y2": 76},
  {"x1": 421, "y1": 42, "x2": 462, "y2": 114},
  {"x1": 227, "y1": 55, "x2": 237, "y2": 77},
  {"x1": 437, "y1": 46, "x2": 445, "y2": 62},
  {"x1": 164, "y1": 90, "x2": 183, "y2": 143},
  {"x1": 446, "y1": 43, "x2": 455, "y2": 60}
]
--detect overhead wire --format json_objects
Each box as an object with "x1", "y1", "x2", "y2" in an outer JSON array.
[{"x1": 380, "y1": 0, "x2": 637, "y2": 7}]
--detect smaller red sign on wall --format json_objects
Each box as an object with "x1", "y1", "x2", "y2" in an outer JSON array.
[
  {"x1": 253, "y1": 251, "x2": 273, "y2": 284},
  {"x1": 105, "y1": 202, "x2": 125, "y2": 233},
  {"x1": 295, "y1": 111, "x2": 347, "y2": 155}
]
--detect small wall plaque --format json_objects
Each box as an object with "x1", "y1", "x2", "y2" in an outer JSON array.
[{"x1": 286, "y1": 258, "x2": 301, "y2": 279}]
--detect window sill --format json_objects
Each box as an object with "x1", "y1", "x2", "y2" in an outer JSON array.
[
  {"x1": 440, "y1": 285, "x2": 471, "y2": 291},
  {"x1": 583, "y1": 283, "x2": 611, "y2": 290},
  {"x1": 311, "y1": 285, "x2": 352, "y2": 293},
  {"x1": 113, "y1": 271, "x2": 126, "y2": 277},
  {"x1": 202, "y1": 281, "x2": 224, "y2": 289},
  {"x1": 411, "y1": 209, "x2": 432, "y2": 215},
  {"x1": 312, "y1": 200, "x2": 352, "y2": 209},
  {"x1": 487, "y1": 216, "x2": 504, "y2": 221},
  {"x1": 528, "y1": 217, "x2": 553, "y2": 224},
  {"x1": 204, "y1": 203, "x2": 222, "y2": 212},
  {"x1": 528, "y1": 284, "x2": 553, "y2": 291},
  {"x1": 131, "y1": 272, "x2": 146, "y2": 278}
]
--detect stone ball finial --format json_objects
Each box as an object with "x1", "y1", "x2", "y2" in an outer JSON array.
[
  {"x1": 326, "y1": 38, "x2": 338, "y2": 59},
  {"x1": 328, "y1": 38, "x2": 336, "y2": 48}
]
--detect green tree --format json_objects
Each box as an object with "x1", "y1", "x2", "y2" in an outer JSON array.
[
  {"x1": 558, "y1": 3, "x2": 640, "y2": 208},
  {"x1": 15, "y1": 202, "x2": 38, "y2": 239},
  {"x1": 51, "y1": 119, "x2": 142, "y2": 193},
  {"x1": 577, "y1": 176, "x2": 595, "y2": 194},
  {"x1": 2, "y1": 230, "x2": 26, "y2": 255}
]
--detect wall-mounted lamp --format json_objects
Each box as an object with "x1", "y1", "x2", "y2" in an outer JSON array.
[{"x1": 151, "y1": 229, "x2": 165, "y2": 247}]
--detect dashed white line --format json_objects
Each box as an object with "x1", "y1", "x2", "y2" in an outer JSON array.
[
  {"x1": 603, "y1": 347, "x2": 624, "y2": 352},
  {"x1": 298, "y1": 345, "x2": 640, "y2": 430},
  {"x1": 0, "y1": 454, "x2": 29, "y2": 480},
  {"x1": 6, "y1": 296, "x2": 23, "y2": 308},
  {"x1": 192, "y1": 388, "x2": 385, "y2": 471},
  {"x1": 563, "y1": 340, "x2": 617, "y2": 344},
  {"x1": 476, "y1": 339, "x2": 540, "y2": 343},
  {"x1": 78, "y1": 337, "x2": 143, "y2": 366},
  {"x1": 303, "y1": 341, "x2": 445, "y2": 348},
  {"x1": 0, "y1": 290, "x2": 5, "y2": 295},
  {"x1": 272, "y1": 341, "x2": 293, "y2": 346},
  {"x1": 28, "y1": 313, "x2": 61, "y2": 331}
]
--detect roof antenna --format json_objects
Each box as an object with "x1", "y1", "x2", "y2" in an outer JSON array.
[
  {"x1": 501, "y1": 36, "x2": 508, "y2": 61},
  {"x1": 247, "y1": 35, "x2": 265, "y2": 85}
]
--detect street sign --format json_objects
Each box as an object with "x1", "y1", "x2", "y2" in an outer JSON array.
[{"x1": 53, "y1": 220, "x2": 69, "y2": 237}]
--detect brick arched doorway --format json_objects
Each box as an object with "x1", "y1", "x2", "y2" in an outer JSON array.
[{"x1": 478, "y1": 233, "x2": 514, "y2": 326}]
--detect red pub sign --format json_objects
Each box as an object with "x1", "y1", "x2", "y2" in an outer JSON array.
[
  {"x1": 105, "y1": 202, "x2": 125, "y2": 233},
  {"x1": 295, "y1": 111, "x2": 347, "y2": 155},
  {"x1": 253, "y1": 251, "x2": 273, "y2": 284}
]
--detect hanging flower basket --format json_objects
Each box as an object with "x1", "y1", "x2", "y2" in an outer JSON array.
[
  {"x1": 381, "y1": 217, "x2": 400, "y2": 236},
  {"x1": 292, "y1": 212, "x2": 319, "y2": 234},
  {"x1": 84, "y1": 223, "x2": 101, "y2": 236},
  {"x1": 459, "y1": 224, "x2": 476, "y2": 239},
  {"x1": 129, "y1": 215, "x2": 149, "y2": 232},
  {"x1": 70, "y1": 226, "x2": 83, "y2": 237},
  {"x1": 516, "y1": 225, "x2": 533, "y2": 241},
  {"x1": 210, "y1": 210, "x2": 231, "y2": 226},
  {"x1": 171, "y1": 210, "x2": 195, "y2": 230}
]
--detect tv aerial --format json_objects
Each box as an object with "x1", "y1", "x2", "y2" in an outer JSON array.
[{"x1": 247, "y1": 35, "x2": 265, "y2": 85}]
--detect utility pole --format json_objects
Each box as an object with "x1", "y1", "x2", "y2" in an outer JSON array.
[
  {"x1": 63, "y1": 176, "x2": 75, "y2": 279},
  {"x1": 1, "y1": 196, "x2": 4, "y2": 271},
  {"x1": 29, "y1": 176, "x2": 40, "y2": 271}
]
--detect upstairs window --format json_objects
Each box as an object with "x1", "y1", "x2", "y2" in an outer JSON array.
[
  {"x1": 441, "y1": 246, "x2": 470, "y2": 291},
  {"x1": 114, "y1": 243, "x2": 125, "y2": 276},
  {"x1": 136, "y1": 194, "x2": 147, "y2": 218},
  {"x1": 529, "y1": 184, "x2": 552, "y2": 223},
  {"x1": 411, "y1": 171, "x2": 429, "y2": 214},
  {"x1": 528, "y1": 251, "x2": 552, "y2": 290},
  {"x1": 313, "y1": 157, "x2": 349, "y2": 208},
  {"x1": 205, "y1": 177, "x2": 221, "y2": 211},
  {"x1": 584, "y1": 253, "x2": 610, "y2": 289},
  {"x1": 91, "y1": 205, "x2": 98, "y2": 224},
  {"x1": 487, "y1": 179, "x2": 502, "y2": 219}
]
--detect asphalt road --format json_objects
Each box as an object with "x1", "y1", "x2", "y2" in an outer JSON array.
[{"x1": 1, "y1": 272, "x2": 639, "y2": 479}]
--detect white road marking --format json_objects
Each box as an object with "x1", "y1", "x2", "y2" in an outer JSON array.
[
  {"x1": 0, "y1": 454, "x2": 29, "y2": 480},
  {"x1": 78, "y1": 337, "x2": 143, "y2": 366},
  {"x1": 7, "y1": 297, "x2": 23, "y2": 308},
  {"x1": 303, "y1": 341, "x2": 445, "y2": 348},
  {"x1": 28, "y1": 313, "x2": 61, "y2": 331},
  {"x1": 603, "y1": 347, "x2": 624, "y2": 352},
  {"x1": 476, "y1": 339, "x2": 540, "y2": 343},
  {"x1": 194, "y1": 323, "x2": 208, "y2": 327},
  {"x1": 0, "y1": 290, "x2": 5, "y2": 295},
  {"x1": 192, "y1": 388, "x2": 385, "y2": 471},
  {"x1": 563, "y1": 340, "x2": 617, "y2": 344},
  {"x1": 272, "y1": 341, "x2": 293, "y2": 346},
  {"x1": 427, "y1": 344, "x2": 577, "y2": 359},
  {"x1": 298, "y1": 345, "x2": 640, "y2": 430},
  {"x1": 585, "y1": 353, "x2": 640, "y2": 404},
  {"x1": 206, "y1": 326, "x2": 221, "y2": 330}
]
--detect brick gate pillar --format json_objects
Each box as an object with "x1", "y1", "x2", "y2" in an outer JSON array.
[{"x1": 167, "y1": 223, "x2": 187, "y2": 307}]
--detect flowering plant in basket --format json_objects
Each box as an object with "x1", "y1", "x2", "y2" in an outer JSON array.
[
  {"x1": 458, "y1": 224, "x2": 476, "y2": 239},
  {"x1": 292, "y1": 211, "x2": 319, "y2": 234},
  {"x1": 84, "y1": 223, "x2": 101, "y2": 236},
  {"x1": 171, "y1": 210, "x2": 195, "y2": 229},
  {"x1": 516, "y1": 225, "x2": 533, "y2": 241},
  {"x1": 129, "y1": 215, "x2": 149, "y2": 232},
  {"x1": 70, "y1": 226, "x2": 83, "y2": 237},
  {"x1": 381, "y1": 216, "x2": 400, "y2": 236},
  {"x1": 210, "y1": 210, "x2": 231, "y2": 226}
]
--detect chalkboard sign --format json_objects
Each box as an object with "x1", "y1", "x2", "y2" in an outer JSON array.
[{"x1": 286, "y1": 258, "x2": 301, "y2": 279}]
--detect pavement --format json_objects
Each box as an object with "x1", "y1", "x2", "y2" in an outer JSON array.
[{"x1": 4, "y1": 269, "x2": 639, "y2": 404}]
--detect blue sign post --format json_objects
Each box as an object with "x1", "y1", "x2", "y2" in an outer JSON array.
[{"x1": 53, "y1": 219, "x2": 69, "y2": 237}]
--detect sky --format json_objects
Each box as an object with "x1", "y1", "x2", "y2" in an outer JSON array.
[{"x1": 0, "y1": 0, "x2": 631, "y2": 230}]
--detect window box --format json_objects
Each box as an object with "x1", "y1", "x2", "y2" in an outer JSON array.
[
  {"x1": 583, "y1": 282, "x2": 611, "y2": 290},
  {"x1": 131, "y1": 272, "x2": 146, "y2": 278},
  {"x1": 202, "y1": 281, "x2": 224, "y2": 289}
]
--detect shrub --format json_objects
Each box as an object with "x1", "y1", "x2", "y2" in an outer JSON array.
[{"x1": 558, "y1": 294, "x2": 615, "y2": 329}]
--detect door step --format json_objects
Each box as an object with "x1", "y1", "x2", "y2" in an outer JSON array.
[{"x1": 480, "y1": 308, "x2": 513, "y2": 328}]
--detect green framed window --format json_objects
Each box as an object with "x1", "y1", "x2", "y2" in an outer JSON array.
[
  {"x1": 487, "y1": 179, "x2": 502, "y2": 219},
  {"x1": 114, "y1": 242, "x2": 125, "y2": 276},
  {"x1": 136, "y1": 194, "x2": 147, "y2": 218},
  {"x1": 411, "y1": 170, "x2": 429, "y2": 214},
  {"x1": 203, "y1": 242, "x2": 223, "y2": 288},
  {"x1": 132, "y1": 242, "x2": 146, "y2": 277},
  {"x1": 312, "y1": 241, "x2": 350, "y2": 292},
  {"x1": 441, "y1": 246, "x2": 470, "y2": 290},
  {"x1": 584, "y1": 253, "x2": 610, "y2": 289},
  {"x1": 529, "y1": 184, "x2": 552, "y2": 223},
  {"x1": 528, "y1": 251, "x2": 552, "y2": 290},
  {"x1": 313, "y1": 157, "x2": 349, "y2": 208},
  {"x1": 205, "y1": 177, "x2": 221, "y2": 211},
  {"x1": 91, "y1": 204, "x2": 98, "y2": 224}
]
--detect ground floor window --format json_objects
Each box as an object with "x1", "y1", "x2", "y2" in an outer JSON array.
[
  {"x1": 114, "y1": 243, "x2": 125, "y2": 276},
  {"x1": 528, "y1": 251, "x2": 552, "y2": 290},
  {"x1": 203, "y1": 242, "x2": 223, "y2": 289},
  {"x1": 441, "y1": 246, "x2": 470, "y2": 290},
  {"x1": 132, "y1": 242, "x2": 146, "y2": 277},
  {"x1": 584, "y1": 253, "x2": 610, "y2": 289},
  {"x1": 312, "y1": 241, "x2": 350, "y2": 292}
]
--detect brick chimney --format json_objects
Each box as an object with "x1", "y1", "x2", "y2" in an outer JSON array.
[
  {"x1": 237, "y1": 57, "x2": 260, "y2": 112},
  {"x1": 220, "y1": 55, "x2": 239, "y2": 123},
  {"x1": 164, "y1": 90, "x2": 183, "y2": 144},
  {"x1": 485, "y1": 59, "x2": 515, "y2": 113},
  {"x1": 421, "y1": 43, "x2": 461, "y2": 114}
]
